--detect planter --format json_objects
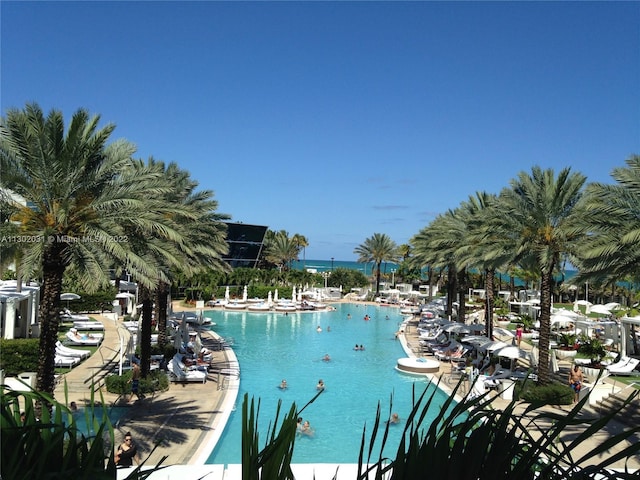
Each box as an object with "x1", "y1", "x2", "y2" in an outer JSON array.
[
  {"x1": 582, "y1": 366, "x2": 609, "y2": 383},
  {"x1": 554, "y1": 349, "x2": 577, "y2": 360},
  {"x1": 496, "y1": 320, "x2": 511, "y2": 328}
]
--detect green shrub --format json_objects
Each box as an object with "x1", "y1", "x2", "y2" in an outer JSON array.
[
  {"x1": 515, "y1": 381, "x2": 574, "y2": 405},
  {"x1": 0, "y1": 339, "x2": 40, "y2": 376},
  {"x1": 105, "y1": 369, "x2": 169, "y2": 395}
]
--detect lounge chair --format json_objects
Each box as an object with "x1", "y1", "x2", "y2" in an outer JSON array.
[
  {"x1": 607, "y1": 357, "x2": 640, "y2": 376},
  {"x1": 54, "y1": 355, "x2": 81, "y2": 368},
  {"x1": 55, "y1": 340, "x2": 90, "y2": 359},
  {"x1": 72, "y1": 321, "x2": 104, "y2": 331},
  {"x1": 61, "y1": 309, "x2": 91, "y2": 321},
  {"x1": 65, "y1": 330, "x2": 103, "y2": 346},
  {"x1": 168, "y1": 354, "x2": 207, "y2": 383}
]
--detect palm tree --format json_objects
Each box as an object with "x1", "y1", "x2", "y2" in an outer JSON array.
[
  {"x1": 0, "y1": 103, "x2": 166, "y2": 398},
  {"x1": 354, "y1": 233, "x2": 398, "y2": 295},
  {"x1": 411, "y1": 211, "x2": 463, "y2": 320},
  {"x1": 292, "y1": 233, "x2": 309, "y2": 270},
  {"x1": 124, "y1": 158, "x2": 230, "y2": 374},
  {"x1": 264, "y1": 231, "x2": 299, "y2": 271},
  {"x1": 486, "y1": 166, "x2": 587, "y2": 385},
  {"x1": 573, "y1": 155, "x2": 640, "y2": 284}
]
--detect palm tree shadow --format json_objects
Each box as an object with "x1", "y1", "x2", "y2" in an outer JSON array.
[{"x1": 113, "y1": 391, "x2": 226, "y2": 464}]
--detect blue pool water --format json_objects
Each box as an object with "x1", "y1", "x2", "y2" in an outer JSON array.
[{"x1": 205, "y1": 303, "x2": 448, "y2": 465}]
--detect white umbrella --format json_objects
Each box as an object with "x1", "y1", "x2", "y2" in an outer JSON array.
[
  {"x1": 467, "y1": 324, "x2": 487, "y2": 333},
  {"x1": 60, "y1": 292, "x2": 81, "y2": 301},
  {"x1": 292, "y1": 286, "x2": 297, "y2": 302},
  {"x1": 274, "y1": 289, "x2": 279, "y2": 302},
  {"x1": 267, "y1": 291, "x2": 273, "y2": 307},
  {"x1": 575, "y1": 300, "x2": 592, "y2": 306},
  {"x1": 443, "y1": 323, "x2": 470, "y2": 334},
  {"x1": 551, "y1": 314, "x2": 576, "y2": 327},
  {"x1": 60, "y1": 292, "x2": 81, "y2": 310},
  {"x1": 179, "y1": 313, "x2": 190, "y2": 344},
  {"x1": 225, "y1": 286, "x2": 230, "y2": 302},
  {"x1": 589, "y1": 304, "x2": 612, "y2": 315},
  {"x1": 194, "y1": 334, "x2": 202, "y2": 357},
  {"x1": 297, "y1": 289, "x2": 302, "y2": 303},
  {"x1": 495, "y1": 346, "x2": 529, "y2": 360},
  {"x1": 242, "y1": 285, "x2": 248, "y2": 302},
  {"x1": 485, "y1": 341, "x2": 510, "y2": 352}
]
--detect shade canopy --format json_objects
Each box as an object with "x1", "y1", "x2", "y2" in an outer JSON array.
[{"x1": 495, "y1": 346, "x2": 529, "y2": 360}]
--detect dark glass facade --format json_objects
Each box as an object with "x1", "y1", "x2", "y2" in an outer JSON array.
[{"x1": 223, "y1": 222, "x2": 268, "y2": 268}]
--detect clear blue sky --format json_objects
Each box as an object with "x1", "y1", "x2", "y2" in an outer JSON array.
[{"x1": 2, "y1": 1, "x2": 639, "y2": 261}]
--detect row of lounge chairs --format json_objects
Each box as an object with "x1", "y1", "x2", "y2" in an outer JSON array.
[{"x1": 54, "y1": 340, "x2": 91, "y2": 368}]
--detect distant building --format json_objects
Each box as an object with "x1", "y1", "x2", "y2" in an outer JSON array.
[
  {"x1": 223, "y1": 222, "x2": 268, "y2": 268},
  {"x1": 0, "y1": 281, "x2": 41, "y2": 339}
]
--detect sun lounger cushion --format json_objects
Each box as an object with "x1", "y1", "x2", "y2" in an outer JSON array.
[
  {"x1": 72, "y1": 321, "x2": 104, "y2": 330},
  {"x1": 65, "y1": 330, "x2": 103, "y2": 345}
]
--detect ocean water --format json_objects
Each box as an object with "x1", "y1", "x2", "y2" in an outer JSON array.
[
  {"x1": 292, "y1": 259, "x2": 579, "y2": 288},
  {"x1": 292, "y1": 259, "x2": 400, "y2": 275}
]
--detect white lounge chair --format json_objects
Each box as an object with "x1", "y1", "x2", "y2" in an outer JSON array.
[
  {"x1": 65, "y1": 330, "x2": 103, "y2": 346},
  {"x1": 72, "y1": 321, "x2": 104, "y2": 331},
  {"x1": 55, "y1": 340, "x2": 90, "y2": 359},
  {"x1": 607, "y1": 357, "x2": 640, "y2": 376},
  {"x1": 54, "y1": 355, "x2": 81, "y2": 368},
  {"x1": 168, "y1": 355, "x2": 207, "y2": 383},
  {"x1": 61, "y1": 309, "x2": 91, "y2": 321}
]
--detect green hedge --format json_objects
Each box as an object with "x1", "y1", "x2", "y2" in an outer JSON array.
[
  {"x1": 514, "y1": 380, "x2": 574, "y2": 405},
  {"x1": 0, "y1": 339, "x2": 40, "y2": 376}
]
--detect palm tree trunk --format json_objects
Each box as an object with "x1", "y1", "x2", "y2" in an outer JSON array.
[
  {"x1": 485, "y1": 268, "x2": 495, "y2": 339},
  {"x1": 36, "y1": 242, "x2": 65, "y2": 401},
  {"x1": 457, "y1": 268, "x2": 467, "y2": 323},
  {"x1": 446, "y1": 265, "x2": 456, "y2": 319},
  {"x1": 375, "y1": 261, "x2": 382, "y2": 295},
  {"x1": 537, "y1": 266, "x2": 554, "y2": 385},
  {"x1": 155, "y1": 281, "x2": 169, "y2": 348},
  {"x1": 139, "y1": 284, "x2": 153, "y2": 378}
]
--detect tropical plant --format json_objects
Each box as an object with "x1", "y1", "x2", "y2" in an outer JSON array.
[
  {"x1": 354, "y1": 233, "x2": 398, "y2": 296},
  {"x1": 264, "y1": 230, "x2": 301, "y2": 271},
  {"x1": 0, "y1": 104, "x2": 161, "y2": 401},
  {"x1": 573, "y1": 155, "x2": 640, "y2": 286},
  {"x1": 482, "y1": 167, "x2": 588, "y2": 386},
  {"x1": 578, "y1": 336, "x2": 607, "y2": 366},
  {"x1": 411, "y1": 211, "x2": 461, "y2": 320}
]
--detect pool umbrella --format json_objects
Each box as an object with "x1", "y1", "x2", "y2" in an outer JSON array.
[
  {"x1": 292, "y1": 285, "x2": 297, "y2": 302},
  {"x1": 443, "y1": 323, "x2": 470, "y2": 334},
  {"x1": 495, "y1": 345, "x2": 529, "y2": 360},
  {"x1": 224, "y1": 286, "x2": 230, "y2": 303},
  {"x1": 485, "y1": 341, "x2": 510, "y2": 352},
  {"x1": 242, "y1": 285, "x2": 248, "y2": 302},
  {"x1": 267, "y1": 291, "x2": 273, "y2": 307},
  {"x1": 274, "y1": 289, "x2": 279, "y2": 303},
  {"x1": 60, "y1": 292, "x2": 81, "y2": 310},
  {"x1": 467, "y1": 324, "x2": 487, "y2": 333},
  {"x1": 588, "y1": 304, "x2": 612, "y2": 315},
  {"x1": 193, "y1": 333, "x2": 202, "y2": 357}
]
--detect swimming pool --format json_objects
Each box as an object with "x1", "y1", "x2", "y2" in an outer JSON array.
[{"x1": 205, "y1": 303, "x2": 448, "y2": 464}]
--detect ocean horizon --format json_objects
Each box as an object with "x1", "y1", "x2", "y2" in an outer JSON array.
[{"x1": 292, "y1": 259, "x2": 579, "y2": 288}]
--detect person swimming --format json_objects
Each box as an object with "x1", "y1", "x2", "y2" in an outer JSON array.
[
  {"x1": 316, "y1": 379, "x2": 325, "y2": 390},
  {"x1": 279, "y1": 379, "x2": 288, "y2": 389}
]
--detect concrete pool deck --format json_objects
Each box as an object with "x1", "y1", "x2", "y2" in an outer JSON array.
[{"x1": 49, "y1": 302, "x2": 639, "y2": 478}]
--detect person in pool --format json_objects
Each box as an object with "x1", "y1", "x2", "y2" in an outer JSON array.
[
  {"x1": 279, "y1": 379, "x2": 288, "y2": 389},
  {"x1": 316, "y1": 379, "x2": 325, "y2": 390},
  {"x1": 322, "y1": 353, "x2": 331, "y2": 362}
]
